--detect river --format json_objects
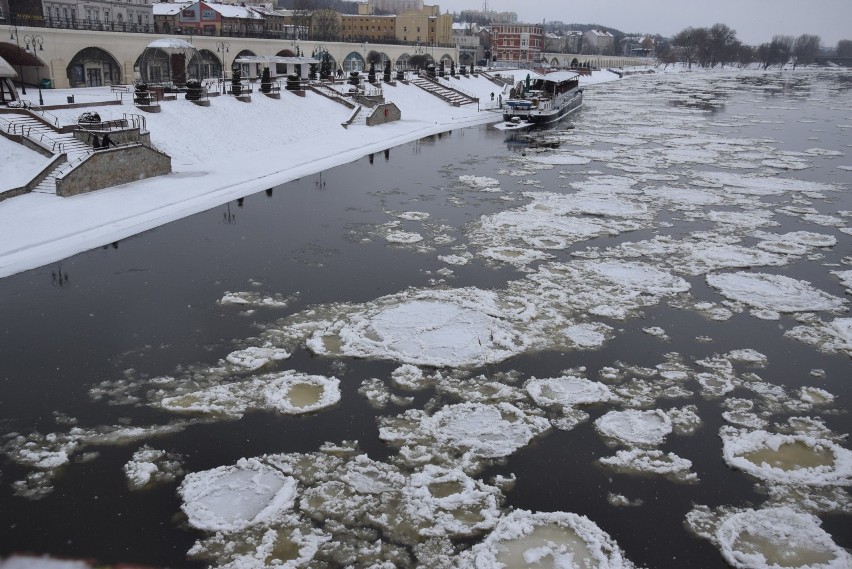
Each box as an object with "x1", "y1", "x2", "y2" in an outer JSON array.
[{"x1": 1, "y1": 68, "x2": 850, "y2": 568}]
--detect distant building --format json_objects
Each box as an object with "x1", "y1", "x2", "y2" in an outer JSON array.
[
  {"x1": 458, "y1": 8, "x2": 516, "y2": 24},
  {"x1": 452, "y1": 22, "x2": 483, "y2": 65},
  {"x1": 41, "y1": 0, "x2": 153, "y2": 31},
  {"x1": 620, "y1": 35, "x2": 654, "y2": 56},
  {"x1": 583, "y1": 29, "x2": 614, "y2": 55},
  {"x1": 492, "y1": 23, "x2": 542, "y2": 67},
  {"x1": 365, "y1": 0, "x2": 423, "y2": 14},
  {"x1": 564, "y1": 31, "x2": 583, "y2": 53}
]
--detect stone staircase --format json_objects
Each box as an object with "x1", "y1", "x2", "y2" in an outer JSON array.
[
  {"x1": 1, "y1": 112, "x2": 93, "y2": 195},
  {"x1": 410, "y1": 77, "x2": 478, "y2": 106}
]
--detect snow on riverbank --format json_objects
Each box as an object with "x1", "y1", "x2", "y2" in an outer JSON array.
[{"x1": 0, "y1": 69, "x2": 622, "y2": 278}]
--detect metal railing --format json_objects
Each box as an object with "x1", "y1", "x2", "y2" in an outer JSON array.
[{"x1": 123, "y1": 113, "x2": 147, "y2": 133}]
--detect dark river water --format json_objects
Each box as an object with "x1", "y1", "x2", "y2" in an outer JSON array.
[{"x1": 1, "y1": 69, "x2": 850, "y2": 568}]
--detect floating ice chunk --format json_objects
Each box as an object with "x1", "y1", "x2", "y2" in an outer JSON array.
[
  {"x1": 720, "y1": 427, "x2": 852, "y2": 486},
  {"x1": 218, "y1": 291, "x2": 292, "y2": 308},
  {"x1": 307, "y1": 288, "x2": 533, "y2": 368},
  {"x1": 437, "y1": 254, "x2": 470, "y2": 265},
  {"x1": 525, "y1": 375, "x2": 615, "y2": 410},
  {"x1": 707, "y1": 272, "x2": 846, "y2": 313},
  {"x1": 726, "y1": 349, "x2": 768, "y2": 366},
  {"x1": 123, "y1": 446, "x2": 184, "y2": 490},
  {"x1": 461, "y1": 510, "x2": 636, "y2": 568},
  {"x1": 386, "y1": 230, "x2": 424, "y2": 244},
  {"x1": 642, "y1": 327, "x2": 668, "y2": 340},
  {"x1": 403, "y1": 464, "x2": 502, "y2": 538},
  {"x1": 380, "y1": 402, "x2": 550, "y2": 471},
  {"x1": 458, "y1": 175, "x2": 501, "y2": 192},
  {"x1": 691, "y1": 171, "x2": 837, "y2": 196},
  {"x1": 526, "y1": 154, "x2": 592, "y2": 165},
  {"x1": 599, "y1": 448, "x2": 698, "y2": 482},
  {"x1": 762, "y1": 156, "x2": 811, "y2": 170},
  {"x1": 642, "y1": 185, "x2": 724, "y2": 207},
  {"x1": 607, "y1": 493, "x2": 643, "y2": 507},
  {"x1": 563, "y1": 322, "x2": 612, "y2": 348},
  {"x1": 391, "y1": 364, "x2": 428, "y2": 391},
  {"x1": 179, "y1": 458, "x2": 297, "y2": 531},
  {"x1": 594, "y1": 409, "x2": 672, "y2": 447},
  {"x1": 708, "y1": 210, "x2": 778, "y2": 229},
  {"x1": 716, "y1": 507, "x2": 851, "y2": 569},
  {"x1": 161, "y1": 371, "x2": 340, "y2": 417},
  {"x1": 831, "y1": 270, "x2": 852, "y2": 294},
  {"x1": 785, "y1": 317, "x2": 852, "y2": 357},
  {"x1": 225, "y1": 346, "x2": 291, "y2": 370},
  {"x1": 394, "y1": 211, "x2": 430, "y2": 221},
  {"x1": 480, "y1": 246, "x2": 551, "y2": 266}
]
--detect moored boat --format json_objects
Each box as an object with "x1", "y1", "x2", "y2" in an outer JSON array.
[{"x1": 499, "y1": 71, "x2": 583, "y2": 128}]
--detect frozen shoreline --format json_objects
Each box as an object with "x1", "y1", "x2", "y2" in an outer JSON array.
[{"x1": 0, "y1": 70, "x2": 624, "y2": 279}]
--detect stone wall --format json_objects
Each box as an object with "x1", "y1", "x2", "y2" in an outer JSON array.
[
  {"x1": 56, "y1": 144, "x2": 171, "y2": 197},
  {"x1": 366, "y1": 103, "x2": 401, "y2": 127},
  {"x1": 73, "y1": 127, "x2": 152, "y2": 148}
]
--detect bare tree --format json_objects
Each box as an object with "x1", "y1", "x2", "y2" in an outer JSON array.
[
  {"x1": 672, "y1": 27, "x2": 701, "y2": 68},
  {"x1": 837, "y1": 40, "x2": 852, "y2": 57},
  {"x1": 311, "y1": 8, "x2": 340, "y2": 40},
  {"x1": 706, "y1": 23, "x2": 738, "y2": 67},
  {"x1": 792, "y1": 34, "x2": 821, "y2": 68},
  {"x1": 292, "y1": 0, "x2": 315, "y2": 39}
]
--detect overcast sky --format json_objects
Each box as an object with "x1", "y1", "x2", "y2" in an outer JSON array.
[{"x1": 442, "y1": 0, "x2": 851, "y2": 46}]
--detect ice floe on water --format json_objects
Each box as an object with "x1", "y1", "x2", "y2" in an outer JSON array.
[
  {"x1": 225, "y1": 346, "x2": 291, "y2": 371},
  {"x1": 720, "y1": 427, "x2": 852, "y2": 486},
  {"x1": 180, "y1": 446, "x2": 510, "y2": 567},
  {"x1": 180, "y1": 458, "x2": 298, "y2": 532},
  {"x1": 786, "y1": 317, "x2": 852, "y2": 357},
  {"x1": 459, "y1": 510, "x2": 637, "y2": 569},
  {"x1": 219, "y1": 291, "x2": 294, "y2": 308},
  {"x1": 124, "y1": 446, "x2": 184, "y2": 490},
  {"x1": 385, "y1": 230, "x2": 424, "y2": 244},
  {"x1": 379, "y1": 402, "x2": 550, "y2": 473},
  {"x1": 687, "y1": 506, "x2": 852, "y2": 569},
  {"x1": 706, "y1": 272, "x2": 847, "y2": 316},
  {"x1": 458, "y1": 175, "x2": 501, "y2": 192},
  {"x1": 594, "y1": 409, "x2": 673, "y2": 447},
  {"x1": 525, "y1": 375, "x2": 615, "y2": 411},
  {"x1": 599, "y1": 448, "x2": 698, "y2": 483},
  {"x1": 161, "y1": 371, "x2": 340, "y2": 418}
]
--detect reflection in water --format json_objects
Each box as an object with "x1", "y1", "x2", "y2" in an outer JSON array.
[
  {"x1": 50, "y1": 266, "x2": 69, "y2": 287},
  {"x1": 223, "y1": 203, "x2": 237, "y2": 224}
]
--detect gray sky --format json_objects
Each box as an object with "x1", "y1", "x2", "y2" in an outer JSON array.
[{"x1": 442, "y1": 0, "x2": 851, "y2": 46}]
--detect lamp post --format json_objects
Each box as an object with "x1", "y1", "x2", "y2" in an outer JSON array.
[
  {"x1": 24, "y1": 35, "x2": 44, "y2": 105},
  {"x1": 8, "y1": 26, "x2": 26, "y2": 94},
  {"x1": 215, "y1": 40, "x2": 229, "y2": 95}
]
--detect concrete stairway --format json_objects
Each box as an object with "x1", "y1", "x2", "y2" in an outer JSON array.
[
  {"x1": 410, "y1": 77, "x2": 478, "y2": 106},
  {"x1": 2, "y1": 112, "x2": 93, "y2": 195}
]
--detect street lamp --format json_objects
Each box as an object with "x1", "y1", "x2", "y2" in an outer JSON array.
[
  {"x1": 24, "y1": 35, "x2": 44, "y2": 105},
  {"x1": 8, "y1": 26, "x2": 26, "y2": 94},
  {"x1": 216, "y1": 41, "x2": 229, "y2": 95}
]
